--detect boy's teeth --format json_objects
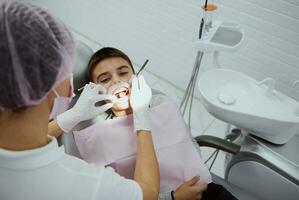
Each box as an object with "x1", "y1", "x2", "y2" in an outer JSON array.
[{"x1": 119, "y1": 92, "x2": 125, "y2": 97}]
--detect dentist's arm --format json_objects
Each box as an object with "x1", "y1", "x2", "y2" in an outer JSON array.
[
  {"x1": 48, "y1": 83, "x2": 115, "y2": 137},
  {"x1": 130, "y1": 75, "x2": 160, "y2": 200},
  {"x1": 48, "y1": 120, "x2": 63, "y2": 138}
]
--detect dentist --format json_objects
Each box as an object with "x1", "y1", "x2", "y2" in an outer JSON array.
[{"x1": 0, "y1": 1, "x2": 159, "y2": 200}]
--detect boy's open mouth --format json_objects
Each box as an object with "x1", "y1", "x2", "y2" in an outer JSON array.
[{"x1": 112, "y1": 87, "x2": 129, "y2": 99}]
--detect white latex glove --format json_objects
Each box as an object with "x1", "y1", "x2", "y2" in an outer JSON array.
[
  {"x1": 130, "y1": 75, "x2": 152, "y2": 132},
  {"x1": 57, "y1": 82, "x2": 116, "y2": 132}
]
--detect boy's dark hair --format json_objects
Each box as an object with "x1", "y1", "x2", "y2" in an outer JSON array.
[{"x1": 87, "y1": 47, "x2": 135, "y2": 81}]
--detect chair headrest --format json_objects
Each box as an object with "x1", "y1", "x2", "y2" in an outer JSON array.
[{"x1": 73, "y1": 40, "x2": 94, "y2": 94}]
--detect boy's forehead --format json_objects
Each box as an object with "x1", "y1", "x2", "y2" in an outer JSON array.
[{"x1": 95, "y1": 57, "x2": 131, "y2": 72}]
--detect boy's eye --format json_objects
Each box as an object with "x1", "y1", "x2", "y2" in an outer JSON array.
[
  {"x1": 100, "y1": 78, "x2": 110, "y2": 83},
  {"x1": 98, "y1": 76, "x2": 110, "y2": 83},
  {"x1": 98, "y1": 74, "x2": 111, "y2": 84},
  {"x1": 119, "y1": 72, "x2": 129, "y2": 75}
]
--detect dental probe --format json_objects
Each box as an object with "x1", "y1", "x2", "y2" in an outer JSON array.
[{"x1": 136, "y1": 59, "x2": 149, "y2": 76}]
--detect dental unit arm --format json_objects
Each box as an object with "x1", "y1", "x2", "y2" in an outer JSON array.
[{"x1": 195, "y1": 128, "x2": 241, "y2": 155}]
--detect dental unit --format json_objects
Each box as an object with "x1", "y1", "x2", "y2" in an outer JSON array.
[{"x1": 179, "y1": 0, "x2": 299, "y2": 199}]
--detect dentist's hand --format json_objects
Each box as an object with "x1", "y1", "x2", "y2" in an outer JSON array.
[
  {"x1": 57, "y1": 82, "x2": 116, "y2": 132},
  {"x1": 130, "y1": 75, "x2": 152, "y2": 132}
]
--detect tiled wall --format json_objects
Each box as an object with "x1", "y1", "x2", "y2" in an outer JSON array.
[
  {"x1": 216, "y1": 0, "x2": 299, "y2": 100},
  {"x1": 23, "y1": 0, "x2": 299, "y2": 177}
]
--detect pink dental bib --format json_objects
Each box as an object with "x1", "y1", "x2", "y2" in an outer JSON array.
[{"x1": 73, "y1": 101, "x2": 211, "y2": 192}]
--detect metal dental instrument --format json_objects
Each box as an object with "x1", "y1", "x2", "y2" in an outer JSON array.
[
  {"x1": 77, "y1": 86, "x2": 84, "y2": 92},
  {"x1": 199, "y1": 18, "x2": 204, "y2": 39},
  {"x1": 135, "y1": 59, "x2": 149, "y2": 89},
  {"x1": 136, "y1": 59, "x2": 149, "y2": 76},
  {"x1": 204, "y1": 0, "x2": 208, "y2": 9}
]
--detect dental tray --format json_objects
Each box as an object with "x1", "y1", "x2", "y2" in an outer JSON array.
[{"x1": 195, "y1": 20, "x2": 244, "y2": 53}]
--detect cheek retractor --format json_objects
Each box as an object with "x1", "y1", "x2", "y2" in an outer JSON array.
[{"x1": 107, "y1": 82, "x2": 131, "y2": 110}]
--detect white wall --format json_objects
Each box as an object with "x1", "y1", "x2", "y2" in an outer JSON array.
[
  {"x1": 22, "y1": 0, "x2": 299, "y2": 177},
  {"x1": 23, "y1": 0, "x2": 299, "y2": 100}
]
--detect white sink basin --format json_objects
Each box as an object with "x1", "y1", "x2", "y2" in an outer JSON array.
[{"x1": 198, "y1": 69, "x2": 299, "y2": 144}]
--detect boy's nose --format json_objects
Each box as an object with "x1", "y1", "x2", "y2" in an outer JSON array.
[{"x1": 111, "y1": 75, "x2": 121, "y2": 85}]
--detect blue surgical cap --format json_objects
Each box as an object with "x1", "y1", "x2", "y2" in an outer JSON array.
[{"x1": 0, "y1": 0, "x2": 75, "y2": 110}]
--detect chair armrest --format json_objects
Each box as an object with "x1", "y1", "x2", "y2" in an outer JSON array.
[{"x1": 194, "y1": 135, "x2": 240, "y2": 154}]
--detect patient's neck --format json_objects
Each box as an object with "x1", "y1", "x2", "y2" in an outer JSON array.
[
  {"x1": 112, "y1": 108, "x2": 133, "y2": 117},
  {"x1": 0, "y1": 101, "x2": 49, "y2": 151}
]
